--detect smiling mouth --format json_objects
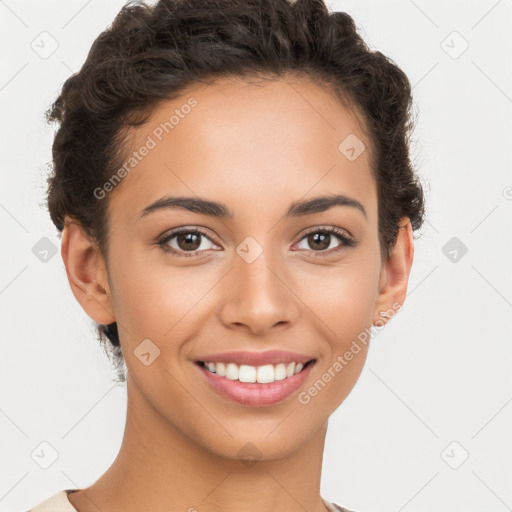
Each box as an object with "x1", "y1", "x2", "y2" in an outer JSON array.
[{"x1": 195, "y1": 359, "x2": 316, "y2": 384}]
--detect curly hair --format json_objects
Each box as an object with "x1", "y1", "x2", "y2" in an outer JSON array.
[{"x1": 45, "y1": 0, "x2": 426, "y2": 383}]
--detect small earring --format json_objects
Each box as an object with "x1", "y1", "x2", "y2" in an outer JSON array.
[{"x1": 379, "y1": 311, "x2": 389, "y2": 318}]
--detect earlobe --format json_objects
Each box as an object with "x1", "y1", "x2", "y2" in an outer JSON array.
[
  {"x1": 61, "y1": 218, "x2": 115, "y2": 325},
  {"x1": 372, "y1": 217, "x2": 414, "y2": 325}
]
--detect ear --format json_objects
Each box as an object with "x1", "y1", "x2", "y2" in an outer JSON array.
[
  {"x1": 372, "y1": 217, "x2": 414, "y2": 326},
  {"x1": 60, "y1": 217, "x2": 115, "y2": 325}
]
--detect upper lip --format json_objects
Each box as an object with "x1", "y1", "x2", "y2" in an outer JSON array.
[{"x1": 195, "y1": 350, "x2": 316, "y2": 367}]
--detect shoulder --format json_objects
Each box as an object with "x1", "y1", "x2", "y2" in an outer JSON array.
[
  {"x1": 27, "y1": 491, "x2": 356, "y2": 512},
  {"x1": 25, "y1": 489, "x2": 78, "y2": 512},
  {"x1": 333, "y1": 505, "x2": 359, "y2": 512},
  {"x1": 324, "y1": 497, "x2": 359, "y2": 512}
]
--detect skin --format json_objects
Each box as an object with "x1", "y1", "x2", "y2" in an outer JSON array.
[{"x1": 61, "y1": 74, "x2": 414, "y2": 512}]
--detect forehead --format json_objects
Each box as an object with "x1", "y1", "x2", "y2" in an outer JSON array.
[{"x1": 107, "y1": 75, "x2": 377, "y2": 226}]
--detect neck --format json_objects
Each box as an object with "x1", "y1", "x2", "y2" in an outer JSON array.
[{"x1": 68, "y1": 371, "x2": 330, "y2": 512}]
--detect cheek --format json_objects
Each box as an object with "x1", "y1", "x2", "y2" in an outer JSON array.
[
  {"x1": 325, "y1": 277, "x2": 377, "y2": 348},
  {"x1": 293, "y1": 272, "x2": 375, "y2": 417},
  {"x1": 107, "y1": 249, "x2": 216, "y2": 342},
  {"x1": 296, "y1": 254, "x2": 379, "y2": 386},
  {"x1": 296, "y1": 253, "x2": 380, "y2": 336},
  {"x1": 105, "y1": 247, "x2": 170, "y2": 340}
]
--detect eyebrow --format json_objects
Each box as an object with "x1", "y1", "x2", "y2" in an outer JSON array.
[{"x1": 140, "y1": 193, "x2": 367, "y2": 220}]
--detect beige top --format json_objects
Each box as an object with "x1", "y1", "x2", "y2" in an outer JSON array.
[{"x1": 26, "y1": 489, "x2": 356, "y2": 512}]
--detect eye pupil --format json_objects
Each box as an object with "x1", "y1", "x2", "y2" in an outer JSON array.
[
  {"x1": 178, "y1": 232, "x2": 201, "y2": 251},
  {"x1": 308, "y1": 232, "x2": 330, "y2": 250}
]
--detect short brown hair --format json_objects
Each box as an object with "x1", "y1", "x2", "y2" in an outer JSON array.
[{"x1": 45, "y1": 0, "x2": 426, "y2": 382}]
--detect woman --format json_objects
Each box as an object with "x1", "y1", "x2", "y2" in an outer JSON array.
[{"x1": 28, "y1": 0, "x2": 425, "y2": 510}]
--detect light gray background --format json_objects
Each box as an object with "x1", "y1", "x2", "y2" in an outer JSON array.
[{"x1": 1, "y1": 1, "x2": 511, "y2": 511}]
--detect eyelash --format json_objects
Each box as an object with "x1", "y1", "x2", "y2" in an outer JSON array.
[{"x1": 156, "y1": 226, "x2": 357, "y2": 258}]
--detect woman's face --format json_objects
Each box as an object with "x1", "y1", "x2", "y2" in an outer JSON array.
[{"x1": 90, "y1": 76, "x2": 397, "y2": 460}]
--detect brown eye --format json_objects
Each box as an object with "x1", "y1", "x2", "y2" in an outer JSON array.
[
  {"x1": 295, "y1": 227, "x2": 356, "y2": 256},
  {"x1": 176, "y1": 232, "x2": 202, "y2": 251},
  {"x1": 305, "y1": 232, "x2": 331, "y2": 251},
  {"x1": 157, "y1": 228, "x2": 218, "y2": 257}
]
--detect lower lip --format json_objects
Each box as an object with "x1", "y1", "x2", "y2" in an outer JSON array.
[{"x1": 196, "y1": 362, "x2": 315, "y2": 407}]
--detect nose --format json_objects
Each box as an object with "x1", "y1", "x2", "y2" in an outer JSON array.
[{"x1": 218, "y1": 252, "x2": 299, "y2": 336}]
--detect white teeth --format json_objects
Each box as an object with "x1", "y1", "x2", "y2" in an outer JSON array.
[
  {"x1": 216, "y1": 362, "x2": 226, "y2": 377},
  {"x1": 202, "y1": 360, "x2": 309, "y2": 383},
  {"x1": 274, "y1": 363, "x2": 287, "y2": 381},
  {"x1": 256, "y1": 364, "x2": 275, "y2": 383},
  {"x1": 239, "y1": 365, "x2": 257, "y2": 383},
  {"x1": 225, "y1": 363, "x2": 239, "y2": 380}
]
